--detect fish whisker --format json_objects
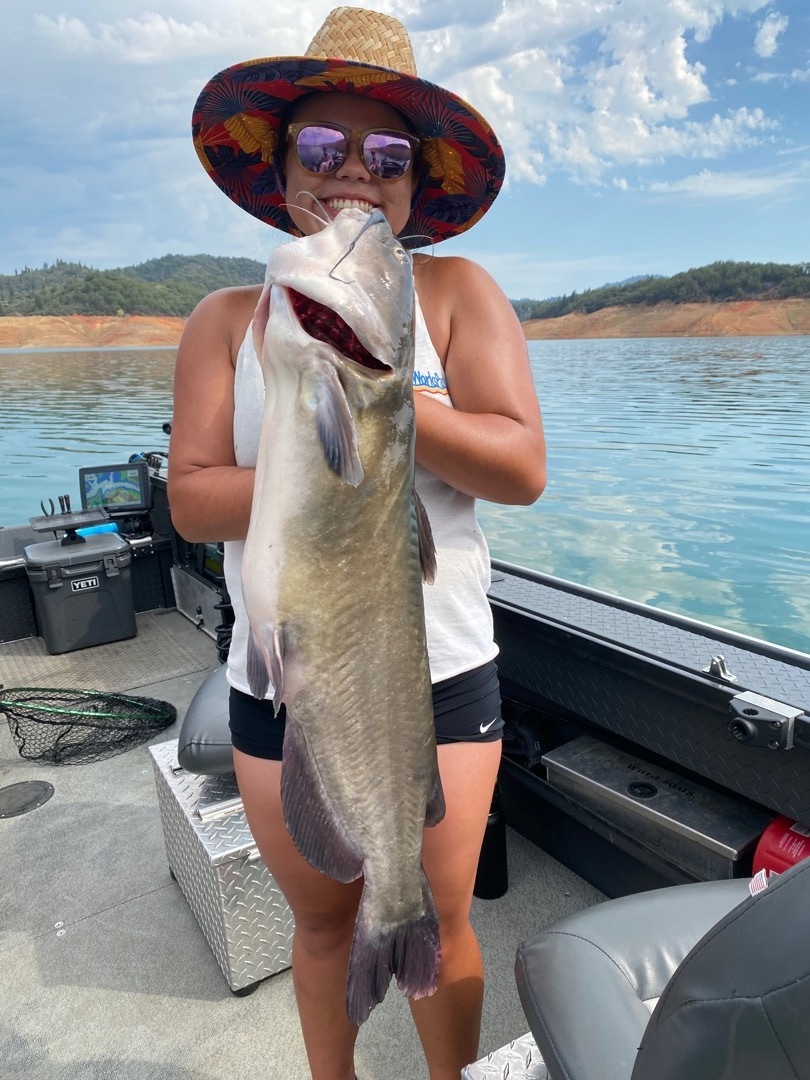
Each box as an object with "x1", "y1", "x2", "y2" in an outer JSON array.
[{"x1": 285, "y1": 192, "x2": 332, "y2": 230}]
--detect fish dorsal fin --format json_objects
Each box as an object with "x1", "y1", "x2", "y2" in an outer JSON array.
[
  {"x1": 414, "y1": 488, "x2": 437, "y2": 584},
  {"x1": 313, "y1": 365, "x2": 364, "y2": 486},
  {"x1": 281, "y1": 715, "x2": 364, "y2": 883}
]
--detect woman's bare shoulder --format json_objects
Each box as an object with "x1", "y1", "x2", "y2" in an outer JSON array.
[{"x1": 188, "y1": 284, "x2": 263, "y2": 327}]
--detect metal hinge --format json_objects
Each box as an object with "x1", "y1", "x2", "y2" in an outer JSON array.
[{"x1": 728, "y1": 691, "x2": 805, "y2": 750}]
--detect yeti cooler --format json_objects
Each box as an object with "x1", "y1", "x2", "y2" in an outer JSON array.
[{"x1": 24, "y1": 534, "x2": 136, "y2": 654}]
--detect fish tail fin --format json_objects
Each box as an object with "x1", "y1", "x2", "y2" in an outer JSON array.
[{"x1": 346, "y1": 874, "x2": 441, "y2": 1026}]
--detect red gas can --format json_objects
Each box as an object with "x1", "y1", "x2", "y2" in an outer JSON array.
[{"x1": 753, "y1": 815, "x2": 810, "y2": 875}]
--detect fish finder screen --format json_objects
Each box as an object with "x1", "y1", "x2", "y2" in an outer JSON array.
[{"x1": 79, "y1": 462, "x2": 151, "y2": 513}]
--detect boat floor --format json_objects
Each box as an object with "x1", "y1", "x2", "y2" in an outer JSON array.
[{"x1": 0, "y1": 609, "x2": 603, "y2": 1079}]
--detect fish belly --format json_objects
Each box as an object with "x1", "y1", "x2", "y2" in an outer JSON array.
[{"x1": 245, "y1": 388, "x2": 444, "y2": 1025}]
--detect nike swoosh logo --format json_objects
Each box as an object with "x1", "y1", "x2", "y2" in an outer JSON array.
[{"x1": 479, "y1": 717, "x2": 498, "y2": 734}]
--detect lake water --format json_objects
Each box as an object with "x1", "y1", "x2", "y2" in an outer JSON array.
[{"x1": 2, "y1": 338, "x2": 808, "y2": 654}]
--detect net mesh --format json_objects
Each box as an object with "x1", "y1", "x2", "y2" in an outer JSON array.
[{"x1": 1, "y1": 687, "x2": 176, "y2": 765}]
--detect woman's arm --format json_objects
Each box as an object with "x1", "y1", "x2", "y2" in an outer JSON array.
[
  {"x1": 414, "y1": 256, "x2": 546, "y2": 505},
  {"x1": 167, "y1": 286, "x2": 260, "y2": 542}
]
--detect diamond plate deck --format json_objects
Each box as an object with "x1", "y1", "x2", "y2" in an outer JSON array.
[
  {"x1": 462, "y1": 1032, "x2": 548, "y2": 1080},
  {"x1": 489, "y1": 562, "x2": 810, "y2": 821},
  {"x1": 149, "y1": 740, "x2": 293, "y2": 991}
]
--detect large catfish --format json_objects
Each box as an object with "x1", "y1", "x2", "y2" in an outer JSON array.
[{"x1": 242, "y1": 208, "x2": 445, "y2": 1025}]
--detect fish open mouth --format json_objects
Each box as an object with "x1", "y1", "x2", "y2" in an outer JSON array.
[{"x1": 290, "y1": 289, "x2": 390, "y2": 372}]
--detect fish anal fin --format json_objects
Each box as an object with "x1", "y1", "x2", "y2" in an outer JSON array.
[
  {"x1": 281, "y1": 716, "x2": 364, "y2": 883},
  {"x1": 414, "y1": 488, "x2": 437, "y2": 584},
  {"x1": 424, "y1": 768, "x2": 446, "y2": 828},
  {"x1": 313, "y1": 366, "x2": 363, "y2": 486},
  {"x1": 346, "y1": 873, "x2": 441, "y2": 1026}
]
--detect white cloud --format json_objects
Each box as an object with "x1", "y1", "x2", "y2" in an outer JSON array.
[
  {"x1": 754, "y1": 10, "x2": 789, "y2": 58},
  {"x1": 34, "y1": 4, "x2": 315, "y2": 63},
  {"x1": 404, "y1": 0, "x2": 779, "y2": 186},
  {"x1": 645, "y1": 164, "x2": 807, "y2": 200},
  {"x1": 752, "y1": 64, "x2": 810, "y2": 85}
]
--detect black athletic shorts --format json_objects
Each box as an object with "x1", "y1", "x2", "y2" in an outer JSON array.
[{"x1": 229, "y1": 658, "x2": 503, "y2": 761}]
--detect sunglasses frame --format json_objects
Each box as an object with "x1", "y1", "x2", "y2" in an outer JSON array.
[{"x1": 286, "y1": 121, "x2": 421, "y2": 181}]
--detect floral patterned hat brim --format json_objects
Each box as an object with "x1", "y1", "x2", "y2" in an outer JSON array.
[{"x1": 192, "y1": 56, "x2": 505, "y2": 247}]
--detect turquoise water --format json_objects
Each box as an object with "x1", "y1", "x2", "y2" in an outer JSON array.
[{"x1": 2, "y1": 338, "x2": 808, "y2": 653}]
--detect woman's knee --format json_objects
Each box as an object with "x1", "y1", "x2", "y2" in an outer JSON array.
[{"x1": 293, "y1": 902, "x2": 358, "y2": 960}]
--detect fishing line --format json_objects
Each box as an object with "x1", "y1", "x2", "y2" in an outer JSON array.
[{"x1": 328, "y1": 215, "x2": 387, "y2": 283}]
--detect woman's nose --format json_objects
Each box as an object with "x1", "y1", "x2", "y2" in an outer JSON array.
[{"x1": 334, "y1": 135, "x2": 370, "y2": 180}]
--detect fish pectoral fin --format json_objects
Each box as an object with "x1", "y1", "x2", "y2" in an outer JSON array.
[
  {"x1": 269, "y1": 626, "x2": 286, "y2": 713},
  {"x1": 281, "y1": 716, "x2": 364, "y2": 883},
  {"x1": 346, "y1": 872, "x2": 441, "y2": 1026},
  {"x1": 313, "y1": 365, "x2": 364, "y2": 486},
  {"x1": 414, "y1": 487, "x2": 437, "y2": 584},
  {"x1": 246, "y1": 623, "x2": 287, "y2": 709},
  {"x1": 424, "y1": 768, "x2": 446, "y2": 828}
]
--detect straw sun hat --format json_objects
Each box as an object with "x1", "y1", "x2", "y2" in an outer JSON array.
[{"x1": 192, "y1": 6, "x2": 504, "y2": 245}]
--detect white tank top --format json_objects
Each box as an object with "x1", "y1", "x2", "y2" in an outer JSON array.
[{"x1": 224, "y1": 294, "x2": 497, "y2": 696}]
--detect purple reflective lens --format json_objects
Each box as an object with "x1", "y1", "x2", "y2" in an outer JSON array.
[{"x1": 290, "y1": 123, "x2": 417, "y2": 180}]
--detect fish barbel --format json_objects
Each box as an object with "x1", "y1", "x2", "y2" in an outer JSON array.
[{"x1": 242, "y1": 209, "x2": 445, "y2": 1025}]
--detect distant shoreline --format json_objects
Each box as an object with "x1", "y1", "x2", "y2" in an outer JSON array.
[{"x1": 0, "y1": 299, "x2": 808, "y2": 348}]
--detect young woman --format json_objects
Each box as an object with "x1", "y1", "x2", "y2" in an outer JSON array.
[{"x1": 169, "y1": 9, "x2": 545, "y2": 1079}]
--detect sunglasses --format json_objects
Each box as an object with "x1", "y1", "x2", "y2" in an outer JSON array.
[{"x1": 287, "y1": 122, "x2": 420, "y2": 181}]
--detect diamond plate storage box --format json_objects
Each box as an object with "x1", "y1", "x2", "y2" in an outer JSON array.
[
  {"x1": 149, "y1": 740, "x2": 294, "y2": 991},
  {"x1": 462, "y1": 1033, "x2": 548, "y2": 1080}
]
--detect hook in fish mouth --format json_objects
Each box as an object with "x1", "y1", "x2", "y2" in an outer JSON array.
[{"x1": 289, "y1": 289, "x2": 391, "y2": 372}]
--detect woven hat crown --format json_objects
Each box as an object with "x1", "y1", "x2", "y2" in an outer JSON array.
[{"x1": 306, "y1": 6, "x2": 417, "y2": 75}]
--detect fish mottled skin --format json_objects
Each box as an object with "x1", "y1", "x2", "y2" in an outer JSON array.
[{"x1": 241, "y1": 209, "x2": 444, "y2": 1025}]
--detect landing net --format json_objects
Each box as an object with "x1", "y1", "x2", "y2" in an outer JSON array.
[{"x1": 0, "y1": 687, "x2": 176, "y2": 765}]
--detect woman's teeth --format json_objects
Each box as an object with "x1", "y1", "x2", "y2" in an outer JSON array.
[{"x1": 327, "y1": 198, "x2": 374, "y2": 213}]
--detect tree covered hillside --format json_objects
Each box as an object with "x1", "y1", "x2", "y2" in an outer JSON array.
[
  {"x1": 1, "y1": 256, "x2": 808, "y2": 321},
  {"x1": 0, "y1": 255, "x2": 266, "y2": 317},
  {"x1": 512, "y1": 261, "x2": 810, "y2": 321}
]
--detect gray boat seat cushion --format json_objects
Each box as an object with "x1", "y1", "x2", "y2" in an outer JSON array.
[
  {"x1": 515, "y1": 858, "x2": 810, "y2": 1080},
  {"x1": 177, "y1": 664, "x2": 234, "y2": 775}
]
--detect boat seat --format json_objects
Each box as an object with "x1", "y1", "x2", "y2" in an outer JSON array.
[
  {"x1": 177, "y1": 664, "x2": 234, "y2": 775},
  {"x1": 515, "y1": 858, "x2": 810, "y2": 1080}
]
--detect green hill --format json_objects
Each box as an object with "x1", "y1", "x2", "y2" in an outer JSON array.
[
  {"x1": 0, "y1": 255, "x2": 266, "y2": 317},
  {"x1": 512, "y1": 260, "x2": 810, "y2": 321},
  {"x1": 1, "y1": 256, "x2": 808, "y2": 321}
]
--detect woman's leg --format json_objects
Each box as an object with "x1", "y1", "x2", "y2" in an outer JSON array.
[
  {"x1": 408, "y1": 740, "x2": 502, "y2": 1079},
  {"x1": 233, "y1": 747, "x2": 363, "y2": 1080}
]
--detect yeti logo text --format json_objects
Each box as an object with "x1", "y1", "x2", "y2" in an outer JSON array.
[{"x1": 71, "y1": 577, "x2": 99, "y2": 593}]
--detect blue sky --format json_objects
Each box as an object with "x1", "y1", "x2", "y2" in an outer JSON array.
[{"x1": 2, "y1": 0, "x2": 808, "y2": 300}]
